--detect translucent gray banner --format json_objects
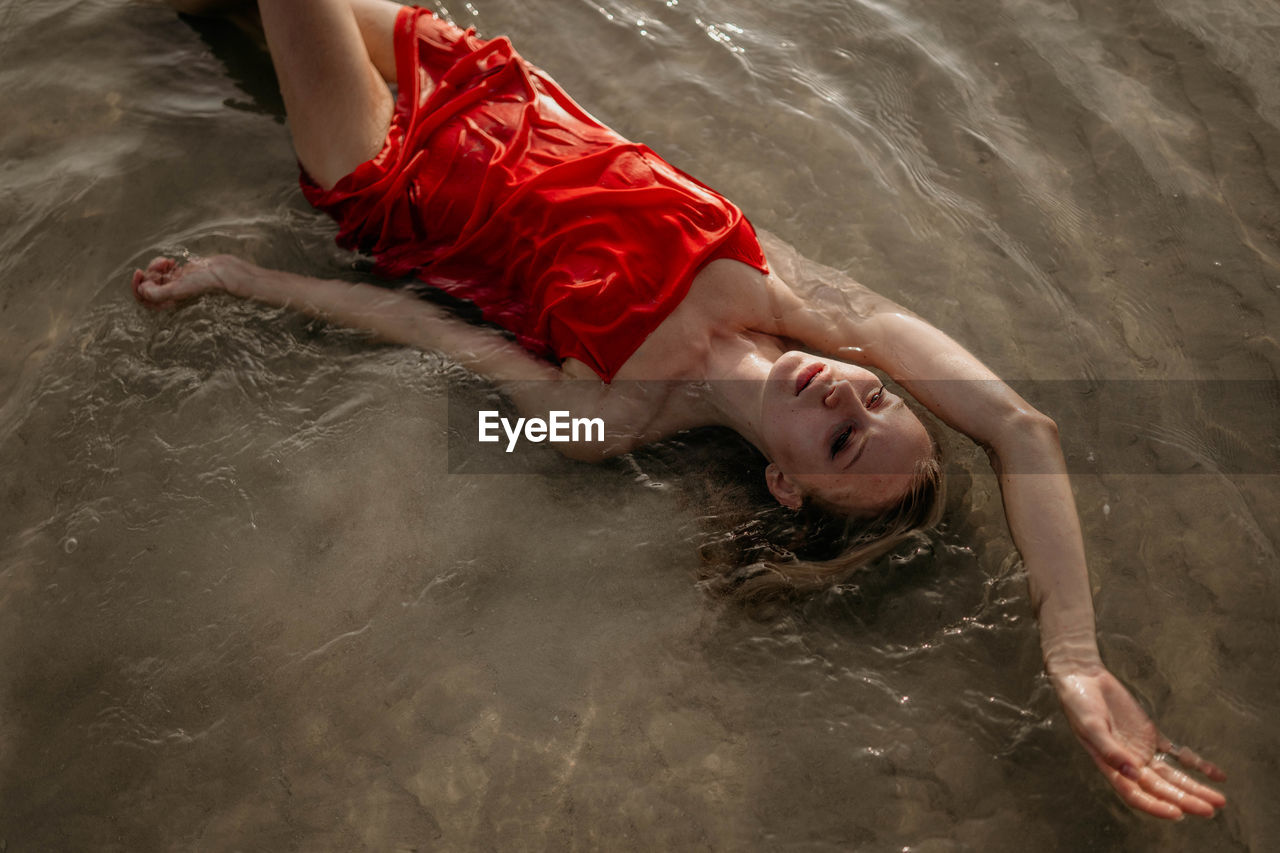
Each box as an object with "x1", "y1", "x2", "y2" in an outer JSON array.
[{"x1": 446, "y1": 380, "x2": 1280, "y2": 475}]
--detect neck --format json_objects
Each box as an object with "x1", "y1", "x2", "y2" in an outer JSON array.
[{"x1": 695, "y1": 333, "x2": 784, "y2": 451}]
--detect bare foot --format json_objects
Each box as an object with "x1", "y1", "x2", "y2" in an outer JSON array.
[{"x1": 132, "y1": 254, "x2": 245, "y2": 310}]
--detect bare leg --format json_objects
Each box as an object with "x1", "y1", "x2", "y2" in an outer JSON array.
[
  {"x1": 255, "y1": 0, "x2": 402, "y2": 189},
  {"x1": 160, "y1": 0, "x2": 403, "y2": 185},
  {"x1": 163, "y1": 0, "x2": 399, "y2": 83},
  {"x1": 349, "y1": 0, "x2": 401, "y2": 83}
]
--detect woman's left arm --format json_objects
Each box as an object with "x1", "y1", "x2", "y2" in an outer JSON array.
[{"x1": 775, "y1": 281, "x2": 1225, "y2": 818}]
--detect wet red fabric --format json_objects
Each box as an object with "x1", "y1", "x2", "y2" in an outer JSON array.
[{"x1": 300, "y1": 6, "x2": 769, "y2": 382}]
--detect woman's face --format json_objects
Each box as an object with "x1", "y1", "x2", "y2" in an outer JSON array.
[{"x1": 759, "y1": 351, "x2": 934, "y2": 515}]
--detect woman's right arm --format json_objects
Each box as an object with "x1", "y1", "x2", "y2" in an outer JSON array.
[
  {"x1": 132, "y1": 255, "x2": 622, "y2": 456},
  {"x1": 135, "y1": 255, "x2": 562, "y2": 383}
]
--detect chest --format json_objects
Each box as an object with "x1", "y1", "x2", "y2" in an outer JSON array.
[{"x1": 606, "y1": 259, "x2": 787, "y2": 381}]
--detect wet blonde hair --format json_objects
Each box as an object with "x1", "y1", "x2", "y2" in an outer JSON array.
[
  {"x1": 696, "y1": 452, "x2": 945, "y2": 602},
  {"x1": 633, "y1": 428, "x2": 946, "y2": 604}
]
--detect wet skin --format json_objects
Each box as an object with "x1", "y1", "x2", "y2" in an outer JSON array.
[{"x1": 759, "y1": 351, "x2": 934, "y2": 514}]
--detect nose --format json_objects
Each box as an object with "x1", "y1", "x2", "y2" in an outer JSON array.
[
  {"x1": 823, "y1": 379, "x2": 859, "y2": 410},
  {"x1": 823, "y1": 380, "x2": 879, "y2": 430}
]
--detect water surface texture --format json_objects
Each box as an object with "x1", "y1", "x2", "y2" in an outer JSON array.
[{"x1": 2, "y1": 0, "x2": 1278, "y2": 850}]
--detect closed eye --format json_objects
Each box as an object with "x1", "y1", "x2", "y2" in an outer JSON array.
[{"x1": 831, "y1": 425, "x2": 852, "y2": 458}]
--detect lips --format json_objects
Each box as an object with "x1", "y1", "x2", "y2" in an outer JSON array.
[{"x1": 796, "y1": 363, "x2": 823, "y2": 395}]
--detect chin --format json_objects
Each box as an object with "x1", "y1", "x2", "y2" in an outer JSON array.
[{"x1": 768, "y1": 350, "x2": 807, "y2": 381}]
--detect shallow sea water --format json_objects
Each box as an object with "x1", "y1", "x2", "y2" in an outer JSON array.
[{"x1": 2, "y1": 0, "x2": 1278, "y2": 850}]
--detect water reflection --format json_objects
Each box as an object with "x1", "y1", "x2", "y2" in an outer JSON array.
[{"x1": 0, "y1": 0, "x2": 1276, "y2": 850}]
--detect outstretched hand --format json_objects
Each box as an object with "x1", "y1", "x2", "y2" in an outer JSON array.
[
  {"x1": 1052, "y1": 667, "x2": 1226, "y2": 820},
  {"x1": 132, "y1": 255, "x2": 242, "y2": 309}
]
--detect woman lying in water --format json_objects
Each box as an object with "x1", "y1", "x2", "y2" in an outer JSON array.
[{"x1": 137, "y1": 0, "x2": 1226, "y2": 819}]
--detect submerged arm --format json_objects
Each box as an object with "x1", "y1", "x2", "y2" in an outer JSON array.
[
  {"x1": 132, "y1": 255, "x2": 619, "y2": 455},
  {"x1": 771, "y1": 264, "x2": 1225, "y2": 818}
]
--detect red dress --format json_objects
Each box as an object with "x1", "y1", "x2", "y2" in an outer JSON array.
[{"x1": 301, "y1": 6, "x2": 769, "y2": 382}]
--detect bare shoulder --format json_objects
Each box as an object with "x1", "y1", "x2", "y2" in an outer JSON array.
[
  {"x1": 556, "y1": 378, "x2": 711, "y2": 460},
  {"x1": 683, "y1": 229, "x2": 897, "y2": 348}
]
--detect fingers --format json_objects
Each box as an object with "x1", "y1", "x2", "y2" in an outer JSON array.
[
  {"x1": 132, "y1": 255, "x2": 209, "y2": 310},
  {"x1": 1150, "y1": 759, "x2": 1226, "y2": 813},
  {"x1": 1082, "y1": 737, "x2": 1221, "y2": 821},
  {"x1": 1159, "y1": 736, "x2": 1228, "y2": 783},
  {"x1": 133, "y1": 266, "x2": 177, "y2": 310},
  {"x1": 1113, "y1": 778, "x2": 1184, "y2": 820},
  {"x1": 1056, "y1": 671, "x2": 1227, "y2": 820},
  {"x1": 1091, "y1": 752, "x2": 1184, "y2": 820},
  {"x1": 146, "y1": 256, "x2": 177, "y2": 275},
  {"x1": 1136, "y1": 761, "x2": 1217, "y2": 818},
  {"x1": 1080, "y1": 739, "x2": 1176, "y2": 819},
  {"x1": 133, "y1": 265, "x2": 175, "y2": 310}
]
